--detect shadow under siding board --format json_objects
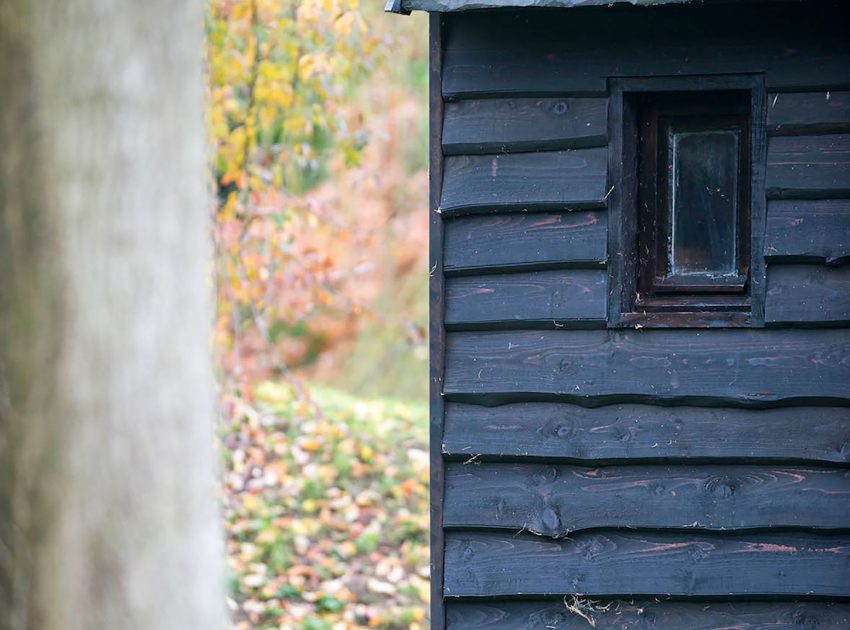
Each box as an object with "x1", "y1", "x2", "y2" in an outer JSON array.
[
  {"x1": 443, "y1": 211, "x2": 607, "y2": 275},
  {"x1": 766, "y1": 265, "x2": 850, "y2": 325},
  {"x1": 444, "y1": 269, "x2": 606, "y2": 329},
  {"x1": 441, "y1": 98, "x2": 607, "y2": 155},
  {"x1": 444, "y1": 462, "x2": 850, "y2": 536},
  {"x1": 444, "y1": 530, "x2": 850, "y2": 598},
  {"x1": 766, "y1": 134, "x2": 850, "y2": 199},
  {"x1": 443, "y1": 329, "x2": 850, "y2": 405},
  {"x1": 446, "y1": 601, "x2": 850, "y2": 630},
  {"x1": 442, "y1": 3, "x2": 850, "y2": 98},
  {"x1": 442, "y1": 402, "x2": 850, "y2": 464},
  {"x1": 765, "y1": 199, "x2": 850, "y2": 265},
  {"x1": 439, "y1": 149, "x2": 607, "y2": 216},
  {"x1": 768, "y1": 91, "x2": 850, "y2": 136}
]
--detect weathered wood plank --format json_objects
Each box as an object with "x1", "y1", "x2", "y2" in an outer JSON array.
[
  {"x1": 440, "y1": 149, "x2": 608, "y2": 216},
  {"x1": 444, "y1": 330, "x2": 850, "y2": 405},
  {"x1": 447, "y1": 601, "x2": 850, "y2": 630},
  {"x1": 765, "y1": 199, "x2": 850, "y2": 265},
  {"x1": 766, "y1": 134, "x2": 850, "y2": 199},
  {"x1": 445, "y1": 270, "x2": 606, "y2": 329},
  {"x1": 444, "y1": 530, "x2": 850, "y2": 598},
  {"x1": 444, "y1": 463, "x2": 850, "y2": 536},
  {"x1": 444, "y1": 211, "x2": 606, "y2": 275},
  {"x1": 768, "y1": 91, "x2": 850, "y2": 136},
  {"x1": 442, "y1": 402, "x2": 850, "y2": 464},
  {"x1": 443, "y1": 4, "x2": 850, "y2": 98},
  {"x1": 442, "y1": 98, "x2": 607, "y2": 155},
  {"x1": 766, "y1": 265, "x2": 850, "y2": 325}
]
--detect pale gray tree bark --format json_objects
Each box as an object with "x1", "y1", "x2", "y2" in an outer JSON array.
[{"x1": 0, "y1": 1, "x2": 225, "y2": 628}]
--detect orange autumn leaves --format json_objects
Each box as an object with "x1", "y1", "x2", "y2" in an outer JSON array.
[{"x1": 207, "y1": 0, "x2": 379, "y2": 377}]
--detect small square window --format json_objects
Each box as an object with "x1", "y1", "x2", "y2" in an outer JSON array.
[{"x1": 608, "y1": 79, "x2": 765, "y2": 328}]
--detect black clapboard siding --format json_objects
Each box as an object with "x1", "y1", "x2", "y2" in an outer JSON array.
[
  {"x1": 446, "y1": 600, "x2": 850, "y2": 630},
  {"x1": 444, "y1": 330, "x2": 850, "y2": 405},
  {"x1": 768, "y1": 91, "x2": 850, "y2": 136},
  {"x1": 445, "y1": 270, "x2": 606, "y2": 329},
  {"x1": 443, "y1": 211, "x2": 606, "y2": 275},
  {"x1": 766, "y1": 134, "x2": 850, "y2": 199},
  {"x1": 442, "y1": 402, "x2": 850, "y2": 464},
  {"x1": 439, "y1": 149, "x2": 608, "y2": 216},
  {"x1": 765, "y1": 199, "x2": 850, "y2": 265},
  {"x1": 444, "y1": 463, "x2": 850, "y2": 536},
  {"x1": 442, "y1": 98, "x2": 607, "y2": 155},
  {"x1": 444, "y1": 530, "x2": 850, "y2": 598},
  {"x1": 442, "y1": 4, "x2": 850, "y2": 98},
  {"x1": 766, "y1": 265, "x2": 850, "y2": 325}
]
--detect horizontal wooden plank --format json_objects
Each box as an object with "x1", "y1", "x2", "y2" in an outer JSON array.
[
  {"x1": 444, "y1": 530, "x2": 850, "y2": 598},
  {"x1": 445, "y1": 270, "x2": 606, "y2": 329},
  {"x1": 766, "y1": 134, "x2": 850, "y2": 199},
  {"x1": 765, "y1": 199, "x2": 850, "y2": 265},
  {"x1": 447, "y1": 601, "x2": 850, "y2": 630},
  {"x1": 444, "y1": 463, "x2": 850, "y2": 536},
  {"x1": 444, "y1": 330, "x2": 850, "y2": 405},
  {"x1": 444, "y1": 211, "x2": 606, "y2": 275},
  {"x1": 439, "y1": 149, "x2": 607, "y2": 216},
  {"x1": 766, "y1": 265, "x2": 850, "y2": 325},
  {"x1": 442, "y1": 98, "x2": 607, "y2": 155},
  {"x1": 768, "y1": 91, "x2": 850, "y2": 136},
  {"x1": 443, "y1": 4, "x2": 850, "y2": 98},
  {"x1": 443, "y1": 402, "x2": 850, "y2": 464}
]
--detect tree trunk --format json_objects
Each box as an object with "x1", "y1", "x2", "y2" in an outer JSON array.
[{"x1": 0, "y1": 1, "x2": 224, "y2": 628}]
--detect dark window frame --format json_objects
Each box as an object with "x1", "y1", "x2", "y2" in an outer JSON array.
[{"x1": 607, "y1": 75, "x2": 767, "y2": 328}]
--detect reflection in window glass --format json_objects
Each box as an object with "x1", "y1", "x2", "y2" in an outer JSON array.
[{"x1": 670, "y1": 130, "x2": 739, "y2": 276}]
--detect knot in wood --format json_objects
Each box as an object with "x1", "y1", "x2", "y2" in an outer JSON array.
[
  {"x1": 461, "y1": 543, "x2": 474, "y2": 562},
  {"x1": 546, "y1": 415, "x2": 573, "y2": 439},
  {"x1": 551, "y1": 100, "x2": 569, "y2": 116},
  {"x1": 705, "y1": 475, "x2": 737, "y2": 498}
]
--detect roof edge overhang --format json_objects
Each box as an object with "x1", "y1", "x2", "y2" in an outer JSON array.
[{"x1": 386, "y1": 0, "x2": 778, "y2": 15}]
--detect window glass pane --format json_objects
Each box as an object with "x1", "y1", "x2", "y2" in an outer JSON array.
[{"x1": 670, "y1": 130, "x2": 739, "y2": 276}]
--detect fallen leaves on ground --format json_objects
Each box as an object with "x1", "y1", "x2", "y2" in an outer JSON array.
[{"x1": 220, "y1": 381, "x2": 429, "y2": 629}]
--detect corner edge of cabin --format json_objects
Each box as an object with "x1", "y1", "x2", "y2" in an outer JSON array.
[{"x1": 384, "y1": 0, "x2": 411, "y2": 15}]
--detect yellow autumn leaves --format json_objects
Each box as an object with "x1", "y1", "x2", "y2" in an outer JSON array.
[{"x1": 207, "y1": 0, "x2": 378, "y2": 371}]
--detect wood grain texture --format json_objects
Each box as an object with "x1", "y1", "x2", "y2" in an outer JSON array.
[
  {"x1": 444, "y1": 330, "x2": 850, "y2": 405},
  {"x1": 442, "y1": 402, "x2": 850, "y2": 464},
  {"x1": 447, "y1": 601, "x2": 850, "y2": 630},
  {"x1": 444, "y1": 463, "x2": 850, "y2": 536},
  {"x1": 440, "y1": 149, "x2": 607, "y2": 216},
  {"x1": 766, "y1": 265, "x2": 850, "y2": 325},
  {"x1": 442, "y1": 4, "x2": 850, "y2": 98},
  {"x1": 768, "y1": 91, "x2": 850, "y2": 136},
  {"x1": 444, "y1": 530, "x2": 850, "y2": 598},
  {"x1": 445, "y1": 270, "x2": 606, "y2": 329},
  {"x1": 766, "y1": 134, "x2": 850, "y2": 199},
  {"x1": 444, "y1": 211, "x2": 606, "y2": 275},
  {"x1": 765, "y1": 199, "x2": 850, "y2": 265},
  {"x1": 442, "y1": 98, "x2": 607, "y2": 155}
]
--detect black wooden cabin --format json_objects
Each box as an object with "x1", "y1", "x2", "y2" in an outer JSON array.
[{"x1": 388, "y1": 0, "x2": 850, "y2": 627}]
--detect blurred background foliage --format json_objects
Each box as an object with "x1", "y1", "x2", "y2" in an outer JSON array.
[
  {"x1": 207, "y1": 0, "x2": 430, "y2": 627},
  {"x1": 209, "y1": 0, "x2": 429, "y2": 399}
]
